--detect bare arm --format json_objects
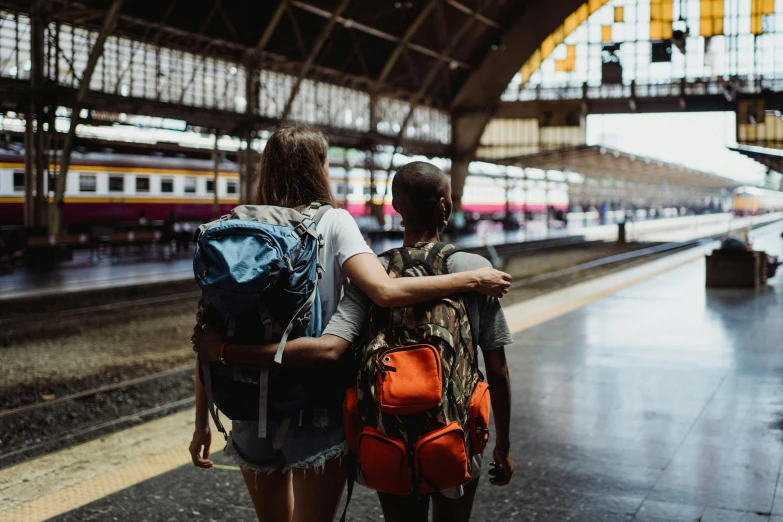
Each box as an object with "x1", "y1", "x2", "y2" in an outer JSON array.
[
  {"x1": 485, "y1": 348, "x2": 514, "y2": 485},
  {"x1": 193, "y1": 324, "x2": 350, "y2": 367},
  {"x1": 224, "y1": 334, "x2": 349, "y2": 366},
  {"x1": 342, "y1": 252, "x2": 511, "y2": 308},
  {"x1": 194, "y1": 362, "x2": 209, "y2": 429},
  {"x1": 189, "y1": 361, "x2": 214, "y2": 468}
]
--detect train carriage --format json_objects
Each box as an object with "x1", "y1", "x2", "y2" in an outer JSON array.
[
  {"x1": 0, "y1": 152, "x2": 566, "y2": 229},
  {"x1": 733, "y1": 186, "x2": 783, "y2": 216}
]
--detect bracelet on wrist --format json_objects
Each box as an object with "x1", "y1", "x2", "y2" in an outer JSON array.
[{"x1": 220, "y1": 342, "x2": 229, "y2": 365}]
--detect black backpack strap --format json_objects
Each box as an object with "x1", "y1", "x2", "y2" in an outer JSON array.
[
  {"x1": 398, "y1": 246, "x2": 415, "y2": 269},
  {"x1": 424, "y1": 242, "x2": 451, "y2": 269},
  {"x1": 437, "y1": 244, "x2": 481, "y2": 376},
  {"x1": 379, "y1": 249, "x2": 398, "y2": 275},
  {"x1": 440, "y1": 244, "x2": 461, "y2": 274},
  {"x1": 339, "y1": 455, "x2": 357, "y2": 522}
]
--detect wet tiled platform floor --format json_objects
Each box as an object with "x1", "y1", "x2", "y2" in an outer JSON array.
[{"x1": 54, "y1": 225, "x2": 783, "y2": 521}]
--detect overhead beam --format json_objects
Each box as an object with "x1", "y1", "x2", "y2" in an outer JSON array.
[
  {"x1": 445, "y1": 0, "x2": 503, "y2": 29},
  {"x1": 279, "y1": 0, "x2": 352, "y2": 123},
  {"x1": 51, "y1": 0, "x2": 124, "y2": 235},
  {"x1": 377, "y1": 0, "x2": 437, "y2": 84},
  {"x1": 290, "y1": 0, "x2": 471, "y2": 70},
  {"x1": 395, "y1": 0, "x2": 488, "y2": 140},
  {"x1": 253, "y1": 0, "x2": 288, "y2": 56}
]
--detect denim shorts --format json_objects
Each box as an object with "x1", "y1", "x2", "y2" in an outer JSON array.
[{"x1": 224, "y1": 409, "x2": 347, "y2": 474}]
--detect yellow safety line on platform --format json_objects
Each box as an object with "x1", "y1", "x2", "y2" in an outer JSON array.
[
  {"x1": 0, "y1": 409, "x2": 226, "y2": 522},
  {"x1": 0, "y1": 443, "x2": 191, "y2": 522}
]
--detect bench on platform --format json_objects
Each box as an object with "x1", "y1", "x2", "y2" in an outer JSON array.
[{"x1": 25, "y1": 234, "x2": 97, "y2": 264}]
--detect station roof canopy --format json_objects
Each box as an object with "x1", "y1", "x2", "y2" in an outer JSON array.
[
  {"x1": 6, "y1": 0, "x2": 522, "y2": 109},
  {"x1": 729, "y1": 145, "x2": 783, "y2": 174},
  {"x1": 497, "y1": 145, "x2": 741, "y2": 190}
]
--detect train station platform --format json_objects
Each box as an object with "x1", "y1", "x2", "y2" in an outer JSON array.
[
  {"x1": 2, "y1": 222, "x2": 782, "y2": 521},
  {"x1": 1, "y1": 212, "x2": 778, "y2": 302}
]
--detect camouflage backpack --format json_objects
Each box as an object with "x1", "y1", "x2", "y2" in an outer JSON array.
[{"x1": 343, "y1": 242, "x2": 492, "y2": 497}]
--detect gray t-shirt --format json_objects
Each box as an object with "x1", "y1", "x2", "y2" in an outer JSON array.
[{"x1": 323, "y1": 250, "x2": 513, "y2": 352}]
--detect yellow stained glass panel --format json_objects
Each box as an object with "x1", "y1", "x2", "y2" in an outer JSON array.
[
  {"x1": 614, "y1": 6, "x2": 624, "y2": 22},
  {"x1": 752, "y1": 14, "x2": 763, "y2": 35},
  {"x1": 701, "y1": 0, "x2": 725, "y2": 36},
  {"x1": 602, "y1": 25, "x2": 612, "y2": 42}
]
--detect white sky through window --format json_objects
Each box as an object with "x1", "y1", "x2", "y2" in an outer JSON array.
[{"x1": 587, "y1": 112, "x2": 767, "y2": 183}]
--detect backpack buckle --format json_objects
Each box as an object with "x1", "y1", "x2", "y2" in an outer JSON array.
[
  {"x1": 293, "y1": 221, "x2": 318, "y2": 240},
  {"x1": 295, "y1": 312, "x2": 311, "y2": 330},
  {"x1": 293, "y1": 222, "x2": 309, "y2": 238}
]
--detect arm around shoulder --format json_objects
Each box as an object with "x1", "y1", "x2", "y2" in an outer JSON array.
[{"x1": 342, "y1": 253, "x2": 511, "y2": 307}]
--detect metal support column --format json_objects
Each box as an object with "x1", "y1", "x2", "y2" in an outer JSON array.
[
  {"x1": 51, "y1": 0, "x2": 125, "y2": 235},
  {"x1": 23, "y1": 112, "x2": 34, "y2": 228},
  {"x1": 237, "y1": 139, "x2": 246, "y2": 205},
  {"x1": 212, "y1": 133, "x2": 220, "y2": 219},
  {"x1": 31, "y1": 15, "x2": 46, "y2": 229}
]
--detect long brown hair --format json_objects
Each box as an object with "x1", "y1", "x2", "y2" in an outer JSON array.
[{"x1": 253, "y1": 125, "x2": 335, "y2": 208}]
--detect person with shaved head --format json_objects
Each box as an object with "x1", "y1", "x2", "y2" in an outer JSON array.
[{"x1": 326, "y1": 161, "x2": 516, "y2": 521}]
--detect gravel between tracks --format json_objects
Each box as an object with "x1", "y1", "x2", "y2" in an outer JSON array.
[{"x1": 0, "y1": 301, "x2": 196, "y2": 409}]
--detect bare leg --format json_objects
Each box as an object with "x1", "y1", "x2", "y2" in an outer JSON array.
[
  {"x1": 241, "y1": 467, "x2": 294, "y2": 522},
  {"x1": 377, "y1": 492, "x2": 429, "y2": 522},
  {"x1": 431, "y1": 479, "x2": 480, "y2": 522},
  {"x1": 291, "y1": 457, "x2": 348, "y2": 522}
]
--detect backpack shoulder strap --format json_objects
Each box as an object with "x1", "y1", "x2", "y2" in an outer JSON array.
[
  {"x1": 379, "y1": 249, "x2": 400, "y2": 275},
  {"x1": 303, "y1": 201, "x2": 333, "y2": 225},
  {"x1": 422, "y1": 242, "x2": 460, "y2": 275},
  {"x1": 293, "y1": 202, "x2": 332, "y2": 240},
  {"x1": 399, "y1": 246, "x2": 436, "y2": 276}
]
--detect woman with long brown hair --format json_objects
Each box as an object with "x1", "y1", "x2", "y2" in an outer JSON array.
[{"x1": 190, "y1": 126, "x2": 510, "y2": 522}]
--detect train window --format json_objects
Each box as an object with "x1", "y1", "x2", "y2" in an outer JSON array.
[
  {"x1": 161, "y1": 178, "x2": 174, "y2": 193},
  {"x1": 226, "y1": 180, "x2": 238, "y2": 194},
  {"x1": 363, "y1": 186, "x2": 372, "y2": 196},
  {"x1": 206, "y1": 180, "x2": 215, "y2": 193},
  {"x1": 13, "y1": 171, "x2": 24, "y2": 192},
  {"x1": 184, "y1": 177, "x2": 197, "y2": 194},
  {"x1": 136, "y1": 176, "x2": 150, "y2": 193},
  {"x1": 79, "y1": 174, "x2": 97, "y2": 193},
  {"x1": 334, "y1": 182, "x2": 346, "y2": 195},
  {"x1": 109, "y1": 175, "x2": 124, "y2": 192}
]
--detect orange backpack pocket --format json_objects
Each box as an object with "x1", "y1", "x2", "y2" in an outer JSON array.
[
  {"x1": 377, "y1": 344, "x2": 442, "y2": 415},
  {"x1": 414, "y1": 422, "x2": 471, "y2": 494},
  {"x1": 358, "y1": 427, "x2": 413, "y2": 496},
  {"x1": 468, "y1": 381, "x2": 491, "y2": 454},
  {"x1": 343, "y1": 385, "x2": 361, "y2": 455}
]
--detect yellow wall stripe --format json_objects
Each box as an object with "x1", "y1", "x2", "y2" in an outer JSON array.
[{"x1": 0, "y1": 163, "x2": 239, "y2": 178}]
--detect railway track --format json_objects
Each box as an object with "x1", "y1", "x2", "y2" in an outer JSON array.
[
  {"x1": 509, "y1": 238, "x2": 710, "y2": 290},
  {"x1": 0, "y1": 365, "x2": 195, "y2": 469}
]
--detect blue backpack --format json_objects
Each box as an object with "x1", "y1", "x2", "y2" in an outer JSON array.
[{"x1": 193, "y1": 202, "x2": 334, "y2": 439}]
